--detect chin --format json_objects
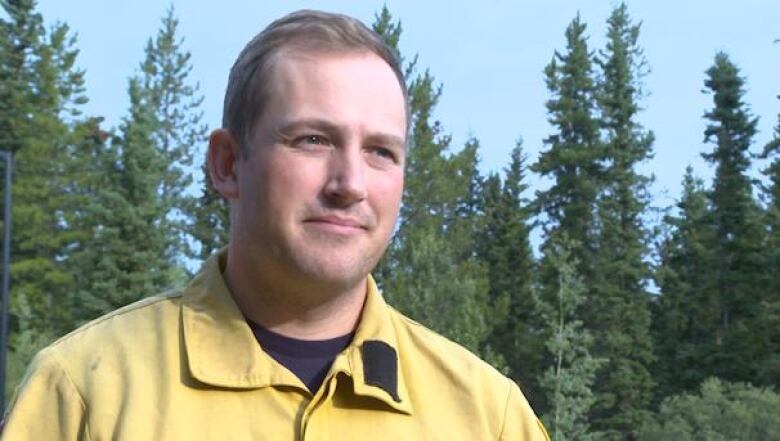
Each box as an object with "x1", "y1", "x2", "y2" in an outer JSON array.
[
  {"x1": 309, "y1": 262, "x2": 369, "y2": 286},
  {"x1": 294, "y1": 253, "x2": 377, "y2": 289}
]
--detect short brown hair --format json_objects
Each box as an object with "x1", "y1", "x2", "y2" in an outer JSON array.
[{"x1": 223, "y1": 9, "x2": 409, "y2": 154}]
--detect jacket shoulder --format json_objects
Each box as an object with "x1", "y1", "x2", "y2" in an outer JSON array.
[
  {"x1": 387, "y1": 306, "x2": 508, "y2": 387},
  {"x1": 387, "y1": 307, "x2": 548, "y2": 440},
  {"x1": 46, "y1": 289, "x2": 183, "y2": 360}
]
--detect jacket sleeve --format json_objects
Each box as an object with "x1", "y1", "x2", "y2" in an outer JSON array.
[
  {"x1": 499, "y1": 379, "x2": 551, "y2": 441},
  {"x1": 1, "y1": 346, "x2": 89, "y2": 441}
]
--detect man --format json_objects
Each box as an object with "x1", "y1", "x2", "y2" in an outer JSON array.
[{"x1": 2, "y1": 10, "x2": 549, "y2": 440}]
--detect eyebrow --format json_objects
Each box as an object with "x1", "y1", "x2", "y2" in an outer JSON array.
[{"x1": 276, "y1": 118, "x2": 406, "y2": 150}]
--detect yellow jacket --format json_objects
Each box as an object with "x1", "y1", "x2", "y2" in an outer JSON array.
[{"x1": 2, "y1": 252, "x2": 549, "y2": 440}]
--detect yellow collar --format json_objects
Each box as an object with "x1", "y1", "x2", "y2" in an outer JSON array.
[{"x1": 180, "y1": 251, "x2": 413, "y2": 414}]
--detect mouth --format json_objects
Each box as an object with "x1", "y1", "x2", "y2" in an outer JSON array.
[{"x1": 304, "y1": 215, "x2": 368, "y2": 235}]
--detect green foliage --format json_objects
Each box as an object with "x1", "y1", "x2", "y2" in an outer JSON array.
[
  {"x1": 372, "y1": 8, "x2": 494, "y2": 357},
  {"x1": 532, "y1": 21, "x2": 603, "y2": 416},
  {"x1": 537, "y1": 235, "x2": 603, "y2": 441},
  {"x1": 589, "y1": 4, "x2": 656, "y2": 436},
  {"x1": 141, "y1": 6, "x2": 207, "y2": 262},
  {"x1": 533, "y1": 13, "x2": 603, "y2": 268},
  {"x1": 653, "y1": 53, "x2": 771, "y2": 402},
  {"x1": 0, "y1": 0, "x2": 89, "y2": 336},
  {"x1": 4, "y1": 295, "x2": 53, "y2": 404},
  {"x1": 757, "y1": 92, "x2": 780, "y2": 385},
  {"x1": 371, "y1": 6, "x2": 404, "y2": 67},
  {"x1": 478, "y1": 142, "x2": 541, "y2": 396},
  {"x1": 699, "y1": 52, "x2": 767, "y2": 384},
  {"x1": 188, "y1": 160, "x2": 229, "y2": 260},
  {"x1": 67, "y1": 6, "x2": 203, "y2": 323},
  {"x1": 383, "y1": 226, "x2": 490, "y2": 352},
  {"x1": 639, "y1": 378, "x2": 780, "y2": 440},
  {"x1": 763, "y1": 111, "x2": 780, "y2": 240},
  {"x1": 532, "y1": 13, "x2": 604, "y2": 421},
  {"x1": 653, "y1": 168, "x2": 718, "y2": 399},
  {"x1": 167, "y1": 11, "x2": 226, "y2": 261},
  {"x1": 68, "y1": 79, "x2": 171, "y2": 323}
]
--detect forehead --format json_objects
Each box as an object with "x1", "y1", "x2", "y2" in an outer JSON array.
[{"x1": 259, "y1": 49, "x2": 407, "y2": 133}]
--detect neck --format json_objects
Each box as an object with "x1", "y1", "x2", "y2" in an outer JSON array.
[{"x1": 222, "y1": 246, "x2": 367, "y2": 340}]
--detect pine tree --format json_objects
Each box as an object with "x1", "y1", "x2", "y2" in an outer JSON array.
[
  {"x1": 589, "y1": 4, "x2": 655, "y2": 437},
  {"x1": 478, "y1": 142, "x2": 540, "y2": 398},
  {"x1": 0, "y1": 0, "x2": 93, "y2": 396},
  {"x1": 653, "y1": 56, "x2": 770, "y2": 399},
  {"x1": 371, "y1": 6, "x2": 404, "y2": 67},
  {"x1": 538, "y1": 235, "x2": 602, "y2": 441},
  {"x1": 652, "y1": 168, "x2": 717, "y2": 400},
  {"x1": 382, "y1": 227, "x2": 490, "y2": 352},
  {"x1": 380, "y1": 75, "x2": 491, "y2": 353},
  {"x1": 765, "y1": 107, "x2": 780, "y2": 253},
  {"x1": 69, "y1": 7, "x2": 202, "y2": 323},
  {"x1": 699, "y1": 52, "x2": 766, "y2": 384},
  {"x1": 757, "y1": 91, "x2": 780, "y2": 384},
  {"x1": 63, "y1": 117, "x2": 120, "y2": 323},
  {"x1": 533, "y1": 14, "x2": 603, "y2": 274},
  {"x1": 532, "y1": 14, "x2": 602, "y2": 418},
  {"x1": 141, "y1": 6, "x2": 207, "y2": 262},
  {"x1": 372, "y1": 7, "x2": 493, "y2": 355},
  {"x1": 69, "y1": 79, "x2": 172, "y2": 323},
  {"x1": 0, "y1": 0, "x2": 88, "y2": 335}
]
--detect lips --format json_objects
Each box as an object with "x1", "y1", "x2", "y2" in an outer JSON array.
[{"x1": 304, "y1": 215, "x2": 369, "y2": 233}]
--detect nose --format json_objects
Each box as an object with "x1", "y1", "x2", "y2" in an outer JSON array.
[{"x1": 323, "y1": 146, "x2": 368, "y2": 205}]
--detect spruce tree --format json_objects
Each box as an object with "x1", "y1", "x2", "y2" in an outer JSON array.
[
  {"x1": 69, "y1": 78, "x2": 174, "y2": 323},
  {"x1": 0, "y1": 0, "x2": 93, "y2": 395},
  {"x1": 63, "y1": 117, "x2": 122, "y2": 323},
  {"x1": 0, "y1": 0, "x2": 88, "y2": 335},
  {"x1": 765, "y1": 107, "x2": 780, "y2": 249},
  {"x1": 479, "y1": 142, "x2": 540, "y2": 398},
  {"x1": 142, "y1": 6, "x2": 207, "y2": 262},
  {"x1": 372, "y1": 7, "x2": 493, "y2": 355},
  {"x1": 757, "y1": 93, "x2": 780, "y2": 384},
  {"x1": 533, "y1": 14, "x2": 603, "y2": 274},
  {"x1": 654, "y1": 56, "x2": 769, "y2": 397},
  {"x1": 69, "y1": 7, "x2": 202, "y2": 322},
  {"x1": 538, "y1": 235, "x2": 602, "y2": 441},
  {"x1": 532, "y1": 14, "x2": 602, "y2": 417},
  {"x1": 699, "y1": 52, "x2": 765, "y2": 384},
  {"x1": 381, "y1": 70, "x2": 491, "y2": 353},
  {"x1": 652, "y1": 168, "x2": 717, "y2": 400},
  {"x1": 590, "y1": 4, "x2": 655, "y2": 437}
]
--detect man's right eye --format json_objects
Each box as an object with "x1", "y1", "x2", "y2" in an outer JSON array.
[{"x1": 297, "y1": 134, "x2": 330, "y2": 146}]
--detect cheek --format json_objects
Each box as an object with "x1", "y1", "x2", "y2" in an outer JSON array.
[
  {"x1": 369, "y1": 170, "x2": 404, "y2": 218},
  {"x1": 237, "y1": 157, "x2": 294, "y2": 223},
  {"x1": 263, "y1": 153, "x2": 328, "y2": 210}
]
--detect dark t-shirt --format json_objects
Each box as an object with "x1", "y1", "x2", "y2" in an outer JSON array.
[{"x1": 248, "y1": 321, "x2": 354, "y2": 393}]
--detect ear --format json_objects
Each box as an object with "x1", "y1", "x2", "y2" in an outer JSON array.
[{"x1": 208, "y1": 129, "x2": 241, "y2": 200}]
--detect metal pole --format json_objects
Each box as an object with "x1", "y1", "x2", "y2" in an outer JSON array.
[{"x1": 0, "y1": 151, "x2": 12, "y2": 416}]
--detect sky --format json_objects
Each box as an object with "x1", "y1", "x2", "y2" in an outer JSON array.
[{"x1": 34, "y1": 0, "x2": 780, "y2": 212}]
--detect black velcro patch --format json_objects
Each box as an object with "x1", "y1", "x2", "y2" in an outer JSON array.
[{"x1": 362, "y1": 340, "x2": 401, "y2": 402}]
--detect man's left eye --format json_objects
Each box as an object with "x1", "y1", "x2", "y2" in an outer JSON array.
[{"x1": 369, "y1": 147, "x2": 397, "y2": 162}]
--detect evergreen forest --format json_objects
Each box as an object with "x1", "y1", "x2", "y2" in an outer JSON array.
[{"x1": 1, "y1": 2, "x2": 779, "y2": 439}]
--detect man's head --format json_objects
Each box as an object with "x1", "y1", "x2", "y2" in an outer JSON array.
[
  {"x1": 209, "y1": 10, "x2": 407, "y2": 299},
  {"x1": 223, "y1": 9, "x2": 409, "y2": 155}
]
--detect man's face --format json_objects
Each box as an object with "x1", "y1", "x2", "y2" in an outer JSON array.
[{"x1": 232, "y1": 50, "x2": 406, "y2": 293}]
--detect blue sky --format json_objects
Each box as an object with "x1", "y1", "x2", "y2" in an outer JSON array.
[{"x1": 36, "y1": 0, "x2": 780, "y2": 212}]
